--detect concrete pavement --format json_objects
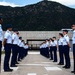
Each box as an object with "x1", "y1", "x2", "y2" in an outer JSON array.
[{"x1": 1, "y1": 51, "x2": 74, "y2": 75}]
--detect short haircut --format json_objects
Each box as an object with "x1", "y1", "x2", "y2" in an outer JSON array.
[
  {"x1": 50, "y1": 38, "x2": 54, "y2": 42},
  {"x1": 19, "y1": 37, "x2": 22, "y2": 39},
  {"x1": 59, "y1": 33, "x2": 64, "y2": 37},
  {"x1": 63, "y1": 30, "x2": 68, "y2": 33},
  {"x1": 53, "y1": 37, "x2": 56, "y2": 39}
]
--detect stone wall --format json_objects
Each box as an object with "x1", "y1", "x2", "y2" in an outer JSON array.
[{"x1": 19, "y1": 31, "x2": 72, "y2": 42}]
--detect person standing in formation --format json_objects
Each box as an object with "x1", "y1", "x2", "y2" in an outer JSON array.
[
  {"x1": 63, "y1": 30, "x2": 71, "y2": 69},
  {"x1": 45, "y1": 39, "x2": 49, "y2": 58},
  {"x1": 52, "y1": 37, "x2": 58, "y2": 62},
  {"x1": 3, "y1": 24, "x2": 13, "y2": 72},
  {"x1": 49, "y1": 38, "x2": 54, "y2": 60},
  {"x1": 58, "y1": 33, "x2": 64, "y2": 65},
  {"x1": 17, "y1": 37, "x2": 22, "y2": 61},
  {"x1": 0, "y1": 17, "x2": 3, "y2": 67},
  {"x1": 11, "y1": 29, "x2": 19, "y2": 67},
  {"x1": 71, "y1": 24, "x2": 75, "y2": 74}
]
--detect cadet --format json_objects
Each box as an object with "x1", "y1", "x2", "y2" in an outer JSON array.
[
  {"x1": 40, "y1": 42, "x2": 45, "y2": 56},
  {"x1": 0, "y1": 17, "x2": 3, "y2": 65},
  {"x1": 11, "y1": 29, "x2": 19, "y2": 67},
  {"x1": 17, "y1": 37, "x2": 22, "y2": 61},
  {"x1": 58, "y1": 33, "x2": 64, "y2": 65},
  {"x1": 3, "y1": 24, "x2": 13, "y2": 72},
  {"x1": 45, "y1": 39, "x2": 49, "y2": 58},
  {"x1": 49, "y1": 38, "x2": 54, "y2": 60},
  {"x1": 24, "y1": 43, "x2": 29, "y2": 56},
  {"x1": 20, "y1": 40, "x2": 25, "y2": 59},
  {"x1": 41, "y1": 42, "x2": 46, "y2": 57},
  {"x1": 52, "y1": 37, "x2": 58, "y2": 62},
  {"x1": 63, "y1": 30, "x2": 71, "y2": 69},
  {"x1": 71, "y1": 24, "x2": 75, "y2": 74}
]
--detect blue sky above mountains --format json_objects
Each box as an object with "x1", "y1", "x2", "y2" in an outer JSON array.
[{"x1": 0, "y1": 0, "x2": 75, "y2": 8}]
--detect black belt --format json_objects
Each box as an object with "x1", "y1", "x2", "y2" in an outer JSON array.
[{"x1": 59, "y1": 45, "x2": 63, "y2": 46}]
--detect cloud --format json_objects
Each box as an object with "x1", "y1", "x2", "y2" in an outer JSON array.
[
  {"x1": 0, "y1": 1, "x2": 20, "y2": 7},
  {"x1": 49, "y1": 0, "x2": 75, "y2": 6}
]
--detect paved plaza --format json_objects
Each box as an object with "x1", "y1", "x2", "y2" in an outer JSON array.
[{"x1": 1, "y1": 51, "x2": 74, "y2": 75}]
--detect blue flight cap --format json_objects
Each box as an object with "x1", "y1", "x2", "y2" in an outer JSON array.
[
  {"x1": 6, "y1": 24, "x2": 12, "y2": 29},
  {"x1": 13, "y1": 28, "x2": 18, "y2": 32}
]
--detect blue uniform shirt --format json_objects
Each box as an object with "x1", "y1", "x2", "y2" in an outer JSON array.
[{"x1": 0, "y1": 24, "x2": 3, "y2": 42}]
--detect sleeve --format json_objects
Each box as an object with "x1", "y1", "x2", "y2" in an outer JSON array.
[
  {"x1": 72, "y1": 32, "x2": 75, "y2": 40},
  {"x1": 4, "y1": 33, "x2": 9, "y2": 39},
  {"x1": 0, "y1": 29, "x2": 3, "y2": 37},
  {"x1": 55, "y1": 41, "x2": 57, "y2": 45},
  {"x1": 65, "y1": 37, "x2": 69, "y2": 43},
  {"x1": 12, "y1": 34, "x2": 15, "y2": 40}
]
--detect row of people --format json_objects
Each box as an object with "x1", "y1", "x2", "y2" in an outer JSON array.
[
  {"x1": 0, "y1": 17, "x2": 29, "y2": 72},
  {"x1": 40, "y1": 27, "x2": 75, "y2": 74},
  {"x1": 3, "y1": 27, "x2": 29, "y2": 72}
]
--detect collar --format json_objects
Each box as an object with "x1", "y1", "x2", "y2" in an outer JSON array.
[
  {"x1": 7, "y1": 30, "x2": 11, "y2": 33},
  {"x1": 73, "y1": 30, "x2": 75, "y2": 32},
  {"x1": 64, "y1": 34, "x2": 68, "y2": 37}
]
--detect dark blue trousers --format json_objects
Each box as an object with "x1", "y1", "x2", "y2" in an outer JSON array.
[
  {"x1": 63, "y1": 45, "x2": 70, "y2": 67},
  {"x1": 42, "y1": 48, "x2": 45, "y2": 56},
  {"x1": 25, "y1": 49, "x2": 28, "y2": 56},
  {"x1": 20, "y1": 47, "x2": 24, "y2": 59},
  {"x1": 45, "y1": 47, "x2": 49, "y2": 58},
  {"x1": 18, "y1": 47, "x2": 22, "y2": 61},
  {"x1": 53, "y1": 46, "x2": 57, "y2": 62},
  {"x1": 59, "y1": 45, "x2": 64, "y2": 64},
  {"x1": 11, "y1": 44, "x2": 18, "y2": 66},
  {"x1": 73, "y1": 44, "x2": 75, "y2": 71},
  {"x1": 40, "y1": 48, "x2": 42, "y2": 55},
  {"x1": 0, "y1": 41, "x2": 2, "y2": 64},
  {"x1": 50, "y1": 47, "x2": 53, "y2": 60},
  {"x1": 4, "y1": 44, "x2": 12, "y2": 70},
  {"x1": 42, "y1": 48, "x2": 47, "y2": 57}
]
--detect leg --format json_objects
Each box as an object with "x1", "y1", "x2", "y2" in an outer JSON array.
[
  {"x1": 50, "y1": 47, "x2": 53, "y2": 60},
  {"x1": 0, "y1": 42, "x2": 2, "y2": 69},
  {"x1": 53, "y1": 47, "x2": 57, "y2": 62},
  {"x1": 63, "y1": 46, "x2": 70, "y2": 68},
  {"x1": 59, "y1": 46, "x2": 64, "y2": 64},
  {"x1": 11, "y1": 45, "x2": 17, "y2": 66},
  {"x1": 73, "y1": 44, "x2": 75, "y2": 71},
  {"x1": 0, "y1": 42, "x2": 2, "y2": 65},
  {"x1": 4, "y1": 44, "x2": 11, "y2": 70}
]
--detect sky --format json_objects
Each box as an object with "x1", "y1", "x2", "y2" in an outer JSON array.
[{"x1": 0, "y1": 0, "x2": 75, "y2": 9}]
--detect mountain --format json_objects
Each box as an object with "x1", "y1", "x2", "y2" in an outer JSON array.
[{"x1": 0, "y1": 1, "x2": 75, "y2": 31}]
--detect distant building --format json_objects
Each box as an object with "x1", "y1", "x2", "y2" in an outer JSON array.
[{"x1": 61, "y1": 29, "x2": 72, "y2": 32}]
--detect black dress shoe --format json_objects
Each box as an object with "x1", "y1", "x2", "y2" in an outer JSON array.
[
  {"x1": 71, "y1": 71, "x2": 75, "y2": 74},
  {"x1": 53, "y1": 61, "x2": 57, "y2": 62},
  {"x1": 50, "y1": 59, "x2": 53, "y2": 60},
  {"x1": 15, "y1": 62, "x2": 19, "y2": 64},
  {"x1": 58, "y1": 63, "x2": 64, "y2": 65},
  {"x1": 63, "y1": 66, "x2": 67, "y2": 68},
  {"x1": 11, "y1": 65, "x2": 17, "y2": 67},
  {"x1": 18, "y1": 60, "x2": 21, "y2": 61},
  {"x1": 63, "y1": 66, "x2": 70, "y2": 69},
  {"x1": 65, "y1": 67, "x2": 70, "y2": 69},
  {"x1": 4, "y1": 69, "x2": 13, "y2": 72}
]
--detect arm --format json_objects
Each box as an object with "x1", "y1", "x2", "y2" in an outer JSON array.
[{"x1": 3, "y1": 39, "x2": 7, "y2": 46}]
